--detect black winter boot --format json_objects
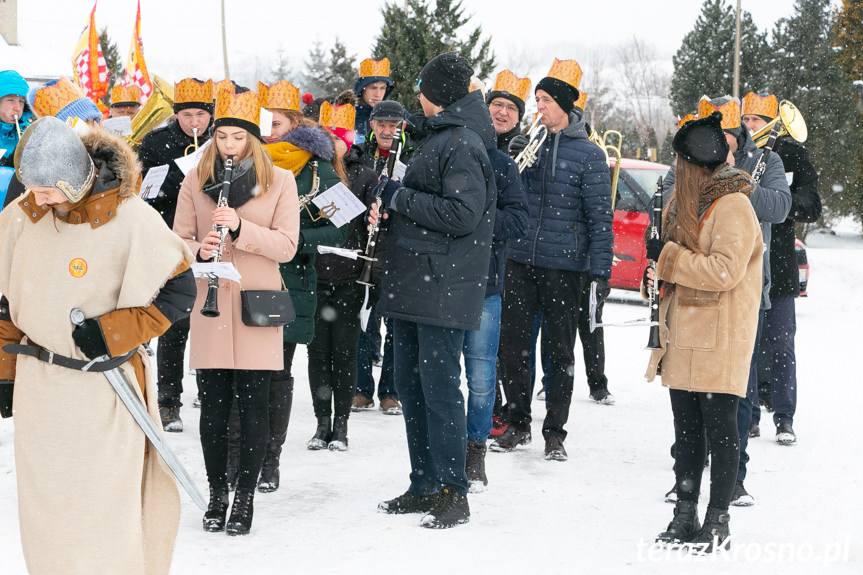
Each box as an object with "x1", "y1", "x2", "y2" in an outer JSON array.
[
  {"x1": 257, "y1": 455, "x2": 280, "y2": 493},
  {"x1": 420, "y1": 486, "x2": 470, "y2": 529},
  {"x1": 687, "y1": 506, "x2": 731, "y2": 553},
  {"x1": 307, "y1": 415, "x2": 331, "y2": 450},
  {"x1": 226, "y1": 487, "x2": 255, "y2": 536},
  {"x1": 466, "y1": 442, "x2": 488, "y2": 491},
  {"x1": 656, "y1": 499, "x2": 701, "y2": 545},
  {"x1": 258, "y1": 376, "x2": 293, "y2": 492},
  {"x1": 328, "y1": 416, "x2": 349, "y2": 451},
  {"x1": 203, "y1": 486, "x2": 230, "y2": 532}
]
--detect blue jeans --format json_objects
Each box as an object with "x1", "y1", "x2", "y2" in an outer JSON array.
[
  {"x1": 464, "y1": 294, "x2": 501, "y2": 444},
  {"x1": 763, "y1": 295, "x2": 797, "y2": 426},
  {"x1": 737, "y1": 310, "x2": 764, "y2": 483},
  {"x1": 392, "y1": 319, "x2": 468, "y2": 496},
  {"x1": 356, "y1": 306, "x2": 396, "y2": 400}
]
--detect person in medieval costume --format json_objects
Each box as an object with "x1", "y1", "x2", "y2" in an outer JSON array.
[{"x1": 0, "y1": 116, "x2": 196, "y2": 575}]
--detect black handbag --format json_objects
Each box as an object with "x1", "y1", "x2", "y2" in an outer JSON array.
[{"x1": 240, "y1": 276, "x2": 295, "y2": 327}]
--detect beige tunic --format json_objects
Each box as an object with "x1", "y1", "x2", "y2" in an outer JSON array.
[
  {"x1": 173, "y1": 165, "x2": 299, "y2": 370},
  {"x1": 0, "y1": 194, "x2": 192, "y2": 575}
]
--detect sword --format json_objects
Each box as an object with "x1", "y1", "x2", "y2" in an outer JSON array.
[{"x1": 71, "y1": 308, "x2": 207, "y2": 510}]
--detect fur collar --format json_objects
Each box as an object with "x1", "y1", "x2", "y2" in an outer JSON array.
[
  {"x1": 78, "y1": 127, "x2": 141, "y2": 199},
  {"x1": 279, "y1": 125, "x2": 335, "y2": 161}
]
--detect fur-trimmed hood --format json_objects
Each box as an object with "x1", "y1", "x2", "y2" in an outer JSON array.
[
  {"x1": 278, "y1": 124, "x2": 335, "y2": 162},
  {"x1": 79, "y1": 127, "x2": 142, "y2": 198}
]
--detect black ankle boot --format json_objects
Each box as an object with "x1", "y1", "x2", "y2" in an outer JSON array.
[
  {"x1": 307, "y1": 415, "x2": 331, "y2": 450},
  {"x1": 257, "y1": 455, "x2": 280, "y2": 493},
  {"x1": 328, "y1": 416, "x2": 348, "y2": 451},
  {"x1": 203, "y1": 487, "x2": 230, "y2": 532},
  {"x1": 688, "y1": 506, "x2": 731, "y2": 553},
  {"x1": 226, "y1": 488, "x2": 255, "y2": 536},
  {"x1": 656, "y1": 499, "x2": 700, "y2": 545}
]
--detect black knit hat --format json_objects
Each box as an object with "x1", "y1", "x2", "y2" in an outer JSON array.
[
  {"x1": 535, "y1": 77, "x2": 579, "y2": 116},
  {"x1": 673, "y1": 112, "x2": 729, "y2": 170},
  {"x1": 370, "y1": 100, "x2": 405, "y2": 122},
  {"x1": 418, "y1": 52, "x2": 474, "y2": 108}
]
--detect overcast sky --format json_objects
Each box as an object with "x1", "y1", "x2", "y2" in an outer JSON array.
[{"x1": 12, "y1": 0, "x2": 835, "y2": 87}]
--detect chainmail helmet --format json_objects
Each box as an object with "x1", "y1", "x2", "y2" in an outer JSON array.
[{"x1": 14, "y1": 116, "x2": 95, "y2": 203}]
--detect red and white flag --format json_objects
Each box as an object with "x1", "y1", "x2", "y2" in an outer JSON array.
[
  {"x1": 71, "y1": 1, "x2": 109, "y2": 103},
  {"x1": 122, "y1": 0, "x2": 153, "y2": 103}
]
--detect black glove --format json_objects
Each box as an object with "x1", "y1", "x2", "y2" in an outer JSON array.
[
  {"x1": 72, "y1": 317, "x2": 110, "y2": 360},
  {"x1": 646, "y1": 238, "x2": 665, "y2": 262},
  {"x1": 590, "y1": 276, "x2": 610, "y2": 301},
  {"x1": 374, "y1": 176, "x2": 401, "y2": 206},
  {"x1": 507, "y1": 134, "x2": 529, "y2": 158},
  {"x1": 0, "y1": 379, "x2": 13, "y2": 418},
  {"x1": 642, "y1": 265, "x2": 652, "y2": 290}
]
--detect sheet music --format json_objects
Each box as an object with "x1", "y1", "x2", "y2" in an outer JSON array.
[
  {"x1": 191, "y1": 262, "x2": 242, "y2": 283},
  {"x1": 102, "y1": 116, "x2": 133, "y2": 137},
  {"x1": 317, "y1": 245, "x2": 362, "y2": 259},
  {"x1": 174, "y1": 139, "x2": 211, "y2": 176},
  {"x1": 392, "y1": 160, "x2": 407, "y2": 180},
  {"x1": 312, "y1": 182, "x2": 366, "y2": 228},
  {"x1": 139, "y1": 164, "x2": 169, "y2": 199}
]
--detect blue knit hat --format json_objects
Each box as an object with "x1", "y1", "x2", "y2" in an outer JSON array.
[{"x1": 0, "y1": 70, "x2": 29, "y2": 99}]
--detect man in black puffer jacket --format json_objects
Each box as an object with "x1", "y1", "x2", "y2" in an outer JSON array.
[
  {"x1": 376, "y1": 52, "x2": 496, "y2": 529},
  {"x1": 493, "y1": 69, "x2": 614, "y2": 462}
]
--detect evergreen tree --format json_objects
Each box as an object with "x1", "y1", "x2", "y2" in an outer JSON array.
[
  {"x1": 302, "y1": 39, "x2": 357, "y2": 98},
  {"x1": 768, "y1": 0, "x2": 863, "y2": 225},
  {"x1": 303, "y1": 41, "x2": 329, "y2": 97},
  {"x1": 269, "y1": 46, "x2": 296, "y2": 84},
  {"x1": 833, "y1": 0, "x2": 863, "y2": 82},
  {"x1": 372, "y1": 0, "x2": 495, "y2": 109},
  {"x1": 669, "y1": 0, "x2": 770, "y2": 116},
  {"x1": 98, "y1": 27, "x2": 123, "y2": 107}
]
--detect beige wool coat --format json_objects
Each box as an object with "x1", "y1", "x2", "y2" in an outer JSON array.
[
  {"x1": 173, "y1": 164, "x2": 299, "y2": 370},
  {"x1": 645, "y1": 192, "x2": 763, "y2": 398}
]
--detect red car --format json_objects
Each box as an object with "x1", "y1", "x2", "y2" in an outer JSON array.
[{"x1": 608, "y1": 158, "x2": 669, "y2": 290}]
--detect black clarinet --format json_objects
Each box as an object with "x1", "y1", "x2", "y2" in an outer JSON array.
[
  {"x1": 646, "y1": 176, "x2": 663, "y2": 350},
  {"x1": 200, "y1": 155, "x2": 233, "y2": 317},
  {"x1": 357, "y1": 121, "x2": 405, "y2": 287}
]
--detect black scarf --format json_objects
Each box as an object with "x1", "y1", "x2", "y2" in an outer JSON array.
[{"x1": 202, "y1": 155, "x2": 258, "y2": 208}]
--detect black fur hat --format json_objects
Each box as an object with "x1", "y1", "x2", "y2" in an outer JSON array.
[{"x1": 673, "y1": 112, "x2": 729, "y2": 170}]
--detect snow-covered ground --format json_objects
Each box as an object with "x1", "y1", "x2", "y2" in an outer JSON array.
[{"x1": 1, "y1": 223, "x2": 861, "y2": 574}]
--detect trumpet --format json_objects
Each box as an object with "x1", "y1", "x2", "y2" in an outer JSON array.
[
  {"x1": 646, "y1": 177, "x2": 663, "y2": 350},
  {"x1": 750, "y1": 100, "x2": 807, "y2": 184},
  {"x1": 515, "y1": 114, "x2": 548, "y2": 173},
  {"x1": 200, "y1": 155, "x2": 233, "y2": 318},
  {"x1": 13, "y1": 114, "x2": 22, "y2": 138},
  {"x1": 184, "y1": 128, "x2": 199, "y2": 156}
]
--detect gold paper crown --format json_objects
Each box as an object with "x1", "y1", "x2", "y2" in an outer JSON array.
[
  {"x1": 215, "y1": 89, "x2": 261, "y2": 127},
  {"x1": 742, "y1": 92, "x2": 778, "y2": 119},
  {"x1": 491, "y1": 70, "x2": 531, "y2": 103},
  {"x1": 678, "y1": 113, "x2": 698, "y2": 129},
  {"x1": 214, "y1": 79, "x2": 235, "y2": 98},
  {"x1": 574, "y1": 90, "x2": 588, "y2": 110},
  {"x1": 32, "y1": 77, "x2": 86, "y2": 118},
  {"x1": 319, "y1": 101, "x2": 356, "y2": 131},
  {"x1": 359, "y1": 58, "x2": 390, "y2": 78},
  {"x1": 174, "y1": 78, "x2": 213, "y2": 105},
  {"x1": 547, "y1": 58, "x2": 583, "y2": 89},
  {"x1": 698, "y1": 97, "x2": 741, "y2": 130},
  {"x1": 110, "y1": 84, "x2": 141, "y2": 105},
  {"x1": 258, "y1": 80, "x2": 300, "y2": 111}
]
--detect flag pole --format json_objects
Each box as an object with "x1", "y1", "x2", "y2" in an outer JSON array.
[{"x1": 221, "y1": 0, "x2": 230, "y2": 79}]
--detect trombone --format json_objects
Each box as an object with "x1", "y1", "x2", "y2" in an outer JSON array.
[
  {"x1": 602, "y1": 130, "x2": 623, "y2": 210},
  {"x1": 515, "y1": 114, "x2": 548, "y2": 172}
]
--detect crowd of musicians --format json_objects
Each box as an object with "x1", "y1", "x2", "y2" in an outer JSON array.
[{"x1": 0, "y1": 47, "x2": 820, "y2": 571}]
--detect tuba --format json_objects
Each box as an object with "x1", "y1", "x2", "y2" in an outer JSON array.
[
  {"x1": 126, "y1": 76, "x2": 175, "y2": 150},
  {"x1": 750, "y1": 100, "x2": 807, "y2": 184}
]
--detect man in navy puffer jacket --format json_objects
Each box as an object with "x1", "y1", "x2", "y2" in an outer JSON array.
[{"x1": 493, "y1": 73, "x2": 613, "y2": 462}]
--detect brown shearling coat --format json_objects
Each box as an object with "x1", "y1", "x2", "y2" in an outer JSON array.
[
  {"x1": 645, "y1": 192, "x2": 763, "y2": 398},
  {"x1": 173, "y1": 164, "x2": 299, "y2": 370}
]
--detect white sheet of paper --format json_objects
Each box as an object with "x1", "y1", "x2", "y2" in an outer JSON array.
[
  {"x1": 392, "y1": 160, "x2": 407, "y2": 180},
  {"x1": 139, "y1": 164, "x2": 169, "y2": 199},
  {"x1": 191, "y1": 262, "x2": 242, "y2": 283},
  {"x1": 785, "y1": 172, "x2": 794, "y2": 185},
  {"x1": 102, "y1": 116, "x2": 133, "y2": 136},
  {"x1": 359, "y1": 286, "x2": 372, "y2": 331},
  {"x1": 67, "y1": 117, "x2": 91, "y2": 135},
  {"x1": 259, "y1": 108, "x2": 273, "y2": 138},
  {"x1": 174, "y1": 139, "x2": 210, "y2": 176},
  {"x1": 317, "y1": 245, "x2": 362, "y2": 260},
  {"x1": 0, "y1": 149, "x2": 6, "y2": 158},
  {"x1": 312, "y1": 182, "x2": 366, "y2": 228}
]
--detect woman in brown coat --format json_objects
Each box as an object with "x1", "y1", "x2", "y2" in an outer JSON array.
[
  {"x1": 173, "y1": 87, "x2": 299, "y2": 536},
  {"x1": 644, "y1": 112, "x2": 763, "y2": 553}
]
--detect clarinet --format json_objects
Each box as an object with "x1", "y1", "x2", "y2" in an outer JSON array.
[
  {"x1": 646, "y1": 177, "x2": 663, "y2": 350},
  {"x1": 357, "y1": 121, "x2": 405, "y2": 287},
  {"x1": 200, "y1": 155, "x2": 233, "y2": 317}
]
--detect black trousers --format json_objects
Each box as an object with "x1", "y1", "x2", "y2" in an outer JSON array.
[
  {"x1": 669, "y1": 389, "x2": 739, "y2": 511},
  {"x1": 199, "y1": 368, "x2": 271, "y2": 491},
  {"x1": 307, "y1": 283, "x2": 364, "y2": 419},
  {"x1": 156, "y1": 316, "x2": 190, "y2": 407},
  {"x1": 498, "y1": 260, "x2": 586, "y2": 440}
]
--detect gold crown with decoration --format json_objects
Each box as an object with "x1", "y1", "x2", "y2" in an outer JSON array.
[
  {"x1": 491, "y1": 70, "x2": 531, "y2": 103},
  {"x1": 215, "y1": 89, "x2": 261, "y2": 127},
  {"x1": 319, "y1": 101, "x2": 356, "y2": 131},
  {"x1": 359, "y1": 58, "x2": 390, "y2": 78},
  {"x1": 32, "y1": 77, "x2": 87, "y2": 118},
  {"x1": 742, "y1": 92, "x2": 778, "y2": 119},
  {"x1": 174, "y1": 78, "x2": 213, "y2": 105},
  {"x1": 547, "y1": 58, "x2": 583, "y2": 89},
  {"x1": 574, "y1": 90, "x2": 588, "y2": 110},
  {"x1": 110, "y1": 84, "x2": 141, "y2": 106},
  {"x1": 698, "y1": 97, "x2": 741, "y2": 130},
  {"x1": 678, "y1": 113, "x2": 698, "y2": 129},
  {"x1": 258, "y1": 80, "x2": 300, "y2": 111}
]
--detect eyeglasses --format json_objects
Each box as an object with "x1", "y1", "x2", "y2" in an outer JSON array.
[{"x1": 489, "y1": 101, "x2": 518, "y2": 113}]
